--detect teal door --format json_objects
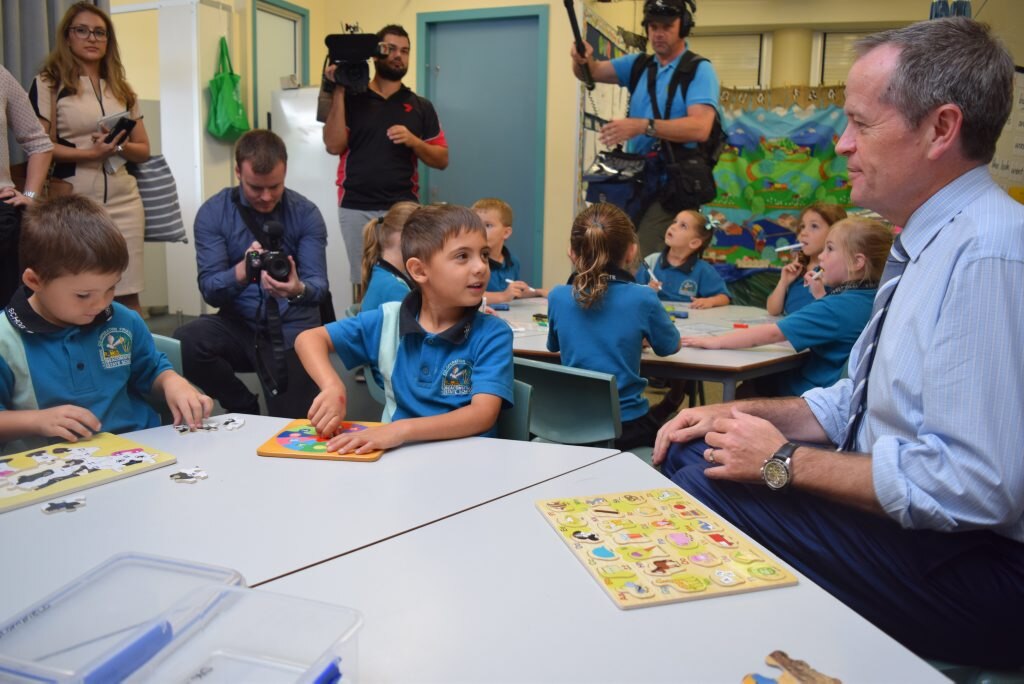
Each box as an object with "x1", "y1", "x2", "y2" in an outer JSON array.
[{"x1": 420, "y1": 9, "x2": 548, "y2": 284}]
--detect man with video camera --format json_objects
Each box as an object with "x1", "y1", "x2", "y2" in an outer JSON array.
[
  {"x1": 322, "y1": 24, "x2": 448, "y2": 299},
  {"x1": 570, "y1": 0, "x2": 720, "y2": 256},
  {"x1": 175, "y1": 130, "x2": 329, "y2": 418}
]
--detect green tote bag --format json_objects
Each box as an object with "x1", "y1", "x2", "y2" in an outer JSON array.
[{"x1": 207, "y1": 37, "x2": 250, "y2": 141}]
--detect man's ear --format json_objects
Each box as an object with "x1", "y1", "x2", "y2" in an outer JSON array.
[
  {"x1": 22, "y1": 268, "x2": 42, "y2": 291},
  {"x1": 406, "y1": 257, "x2": 428, "y2": 284},
  {"x1": 234, "y1": 165, "x2": 241, "y2": 183},
  {"x1": 925, "y1": 103, "x2": 964, "y2": 161}
]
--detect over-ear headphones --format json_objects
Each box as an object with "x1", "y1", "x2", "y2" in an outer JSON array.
[{"x1": 641, "y1": 0, "x2": 696, "y2": 38}]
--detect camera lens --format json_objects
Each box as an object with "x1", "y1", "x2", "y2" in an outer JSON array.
[{"x1": 266, "y1": 252, "x2": 291, "y2": 281}]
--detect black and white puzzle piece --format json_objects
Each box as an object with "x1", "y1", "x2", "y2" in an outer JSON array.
[
  {"x1": 173, "y1": 415, "x2": 246, "y2": 434},
  {"x1": 169, "y1": 467, "x2": 208, "y2": 484},
  {"x1": 41, "y1": 496, "x2": 86, "y2": 514}
]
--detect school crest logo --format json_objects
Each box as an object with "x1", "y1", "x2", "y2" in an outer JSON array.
[
  {"x1": 98, "y1": 328, "x2": 133, "y2": 369},
  {"x1": 441, "y1": 359, "x2": 473, "y2": 396},
  {"x1": 678, "y1": 280, "x2": 698, "y2": 300}
]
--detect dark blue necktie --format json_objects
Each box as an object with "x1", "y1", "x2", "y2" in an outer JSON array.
[{"x1": 840, "y1": 235, "x2": 909, "y2": 451}]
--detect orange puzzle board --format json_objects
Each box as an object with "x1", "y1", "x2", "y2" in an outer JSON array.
[
  {"x1": 536, "y1": 487, "x2": 798, "y2": 609},
  {"x1": 0, "y1": 433, "x2": 175, "y2": 513},
  {"x1": 256, "y1": 419, "x2": 387, "y2": 462}
]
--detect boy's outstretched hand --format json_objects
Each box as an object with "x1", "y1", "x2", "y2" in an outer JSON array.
[
  {"x1": 308, "y1": 387, "x2": 347, "y2": 439},
  {"x1": 37, "y1": 405, "x2": 102, "y2": 442},
  {"x1": 160, "y1": 373, "x2": 214, "y2": 429},
  {"x1": 326, "y1": 422, "x2": 405, "y2": 455}
]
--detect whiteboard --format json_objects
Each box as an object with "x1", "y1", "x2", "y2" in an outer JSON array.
[{"x1": 990, "y1": 66, "x2": 1024, "y2": 204}]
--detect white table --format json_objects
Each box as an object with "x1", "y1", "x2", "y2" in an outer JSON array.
[
  {"x1": 498, "y1": 299, "x2": 806, "y2": 401},
  {"x1": 263, "y1": 453, "x2": 945, "y2": 683},
  {"x1": 0, "y1": 415, "x2": 616, "y2": 616}
]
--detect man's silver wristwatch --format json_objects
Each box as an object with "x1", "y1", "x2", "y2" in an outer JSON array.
[
  {"x1": 645, "y1": 118, "x2": 657, "y2": 137},
  {"x1": 761, "y1": 442, "x2": 797, "y2": 491},
  {"x1": 23, "y1": 191, "x2": 37, "y2": 199},
  {"x1": 287, "y1": 281, "x2": 307, "y2": 303}
]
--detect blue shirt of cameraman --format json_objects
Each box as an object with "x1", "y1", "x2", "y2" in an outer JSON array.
[{"x1": 193, "y1": 187, "x2": 329, "y2": 346}]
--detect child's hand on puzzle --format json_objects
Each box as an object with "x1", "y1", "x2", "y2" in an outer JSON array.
[
  {"x1": 308, "y1": 386, "x2": 347, "y2": 439},
  {"x1": 162, "y1": 373, "x2": 214, "y2": 430},
  {"x1": 36, "y1": 405, "x2": 101, "y2": 442},
  {"x1": 327, "y1": 422, "x2": 404, "y2": 454},
  {"x1": 680, "y1": 336, "x2": 720, "y2": 349},
  {"x1": 778, "y1": 261, "x2": 804, "y2": 287}
]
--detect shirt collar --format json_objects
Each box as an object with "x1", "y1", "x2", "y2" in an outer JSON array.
[
  {"x1": 398, "y1": 289, "x2": 477, "y2": 345},
  {"x1": 376, "y1": 258, "x2": 413, "y2": 288},
  {"x1": 487, "y1": 246, "x2": 513, "y2": 272},
  {"x1": 658, "y1": 248, "x2": 699, "y2": 274},
  {"x1": 899, "y1": 165, "x2": 992, "y2": 262},
  {"x1": 4, "y1": 285, "x2": 112, "y2": 335},
  {"x1": 566, "y1": 265, "x2": 637, "y2": 286}
]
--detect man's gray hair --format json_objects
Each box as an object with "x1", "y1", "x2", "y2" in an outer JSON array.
[{"x1": 855, "y1": 18, "x2": 1013, "y2": 163}]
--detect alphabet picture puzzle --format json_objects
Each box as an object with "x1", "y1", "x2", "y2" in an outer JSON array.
[
  {"x1": 256, "y1": 419, "x2": 387, "y2": 462},
  {"x1": 0, "y1": 433, "x2": 176, "y2": 513},
  {"x1": 537, "y1": 488, "x2": 798, "y2": 609}
]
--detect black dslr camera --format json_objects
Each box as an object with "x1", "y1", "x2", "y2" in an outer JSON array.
[
  {"x1": 246, "y1": 221, "x2": 291, "y2": 283},
  {"x1": 324, "y1": 33, "x2": 386, "y2": 93}
]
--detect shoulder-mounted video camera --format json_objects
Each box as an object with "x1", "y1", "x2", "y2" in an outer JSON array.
[
  {"x1": 324, "y1": 33, "x2": 387, "y2": 94},
  {"x1": 246, "y1": 221, "x2": 291, "y2": 283}
]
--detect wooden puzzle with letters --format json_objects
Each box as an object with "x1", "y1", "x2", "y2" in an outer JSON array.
[{"x1": 536, "y1": 487, "x2": 797, "y2": 609}]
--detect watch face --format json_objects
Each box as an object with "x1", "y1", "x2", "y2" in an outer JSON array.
[{"x1": 762, "y1": 458, "x2": 790, "y2": 490}]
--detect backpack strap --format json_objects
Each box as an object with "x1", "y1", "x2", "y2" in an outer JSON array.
[
  {"x1": 627, "y1": 53, "x2": 654, "y2": 95},
  {"x1": 376, "y1": 301, "x2": 402, "y2": 422}
]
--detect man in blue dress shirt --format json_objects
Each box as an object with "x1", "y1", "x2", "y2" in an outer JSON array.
[{"x1": 654, "y1": 19, "x2": 1023, "y2": 669}]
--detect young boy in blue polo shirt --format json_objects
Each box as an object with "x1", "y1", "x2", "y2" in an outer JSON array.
[
  {"x1": 0, "y1": 196, "x2": 212, "y2": 452},
  {"x1": 635, "y1": 209, "x2": 730, "y2": 308},
  {"x1": 473, "y1": 198, "x2": 546, "y2": 304},
  {"x1": 295, "y1": 204, "x2": 514, "y2": 454}
]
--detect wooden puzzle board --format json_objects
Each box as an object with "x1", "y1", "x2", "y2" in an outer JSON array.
[
  {"x1": 0, "y1": 433, "x2": 175, "y2": 513},
  {"x1": 536, "y1": 487, "x2": 797, "y2": 609},
  {"x1": 256, "y1": 419, "x2": 387, "y2": 462}
]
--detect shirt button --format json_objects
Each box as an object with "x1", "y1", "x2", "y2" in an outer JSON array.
[
  {"x1": 421, "y1": 366, "x2": 429, "y2": 375},
  {"x1": 76, "y1": 362, "x2": 85, "y2": 370}
]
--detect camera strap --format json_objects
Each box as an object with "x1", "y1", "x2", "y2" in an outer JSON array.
[{"x1": 231, "y1": 189, "x2": 289, "y2": 397}]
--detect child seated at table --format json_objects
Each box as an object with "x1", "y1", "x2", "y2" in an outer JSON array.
[
  {"x1": 681, "y1": 217, "x2": 892, "y2": 397},
  {"x1": 359, "y1": 201, "x2": 418, "y2": 312},
  {"x1": 295, "y1": 204, "x2": 514, "y2": 454},
  {"x1": 473, "y1": 198, "x2": 546, "y2": 304},
  {"x1": 635, "y1": 209, "x2": 730, "y2": 309},
  {"x1": 0, "y1": 195, "x2": 212, "y2": 452},
  {"x1": 765, "y1": 202, "x2": 847, "y2": 315},
  {"x1": 546, "y1": 203, "x2": 681, "y2": 450}
]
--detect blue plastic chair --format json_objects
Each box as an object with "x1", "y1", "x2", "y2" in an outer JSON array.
[
  {"x1": 152, "y1": 334, "x2": 183, "y2": 374},
  {"x1": 512, "y1": 357, "x2": 621, "y2": 447}
]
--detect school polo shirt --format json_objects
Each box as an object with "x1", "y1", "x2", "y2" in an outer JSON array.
[
  {"x1": 776, "y1": 286, "x2": 877, "y2": 396},
  {"x1": 361, "y1": 261, "x2": 412, "y2": 313},
  {"x1": 325, "y1": 290, "x2": 514, "y2": 436},
  {"x1": 783, "y1": 279, "x2": 817, "y2": 314},
  {"x1": 0, "y1": 290, "x2": 171, "y2": 443},
  {"x1": 486, "y1": 247, "x2": 522, "y2": 292},
  {"x1": 610, "y1": 50, "x2": 720, "y2": 156},
  {"x1": 547, "y1": 279, "x2": 680, "y2": 421},
  {"x1": 635, "y1": 250, "x2": 731, "y2": 303},
  {"x1": 337, "y1": 85, "x2": 447, "y2": 210}
]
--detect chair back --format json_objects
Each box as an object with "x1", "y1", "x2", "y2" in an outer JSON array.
[
  {"x1": 152, "y1": 334, "x2": 183, "y2": 374},
  {"x1": 512, "y1": 358, "x2": 621, "y2": 447},
  {"x1": 362, "y1": 364, "x2": 387, "y2": 406},
  {"x1": 496, "y1": 379, "x2": 532, "y2": 441}
]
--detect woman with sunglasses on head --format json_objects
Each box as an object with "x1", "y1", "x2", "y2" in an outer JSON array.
[{"x1": 30, "y1": 2, "x2": 150, "y2": 315}]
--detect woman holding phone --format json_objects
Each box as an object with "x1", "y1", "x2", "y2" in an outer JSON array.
[{"x1": 30, "y1": 1, "x2": 150, "y2": 314}]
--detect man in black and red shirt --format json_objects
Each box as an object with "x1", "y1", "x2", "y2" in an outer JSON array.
[{"x1": 323, "y1": 24, "x2": 448, "y2": 298}]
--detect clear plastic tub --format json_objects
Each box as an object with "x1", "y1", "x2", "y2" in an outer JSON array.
[
  {"x1": 0, "y1": 553, "x2": 243, "y2": 683},
  {"x1": 126, "y1": 586, "x2": 363, "y2": 683}
]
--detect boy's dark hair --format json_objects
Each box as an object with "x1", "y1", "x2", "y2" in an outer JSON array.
[
  {"x1": 376, "y1": 24, "x2": 409, "y2": 43},
  {"x1": 234, "y1": 129, "x2": 288, "y2": 174},
  {"x1": 402, "y1": 205, "x2": 485, "y2": 266},
  {"x1": 21, "y1": 195, "x2": 129, "y2": 282}
]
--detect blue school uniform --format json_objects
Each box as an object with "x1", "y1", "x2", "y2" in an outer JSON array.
[
  {"x1": 547, "y1": 270, "x2": 680, "y2": 421},
  {"x1": 325, "y1": 290, "x2": 514, "y2": 435},
  {"x1": 775, "y1": 286, "x2": 877, "y2": 396},
  {"x1": 361, "y1": 260, "x2": 412, "y2": 313},
  {"x1": 783, "y1": 278, "x2": 817, "y2": 314},
  {"x1": 635, "y1": 250, "x2": 731, "y2": 303},
  {"x1": 486, "y1": 247, "x2": 521, "y2": 292},
  {"x1": 0, "y1": 288, "x2": 172, "y2": 450}
]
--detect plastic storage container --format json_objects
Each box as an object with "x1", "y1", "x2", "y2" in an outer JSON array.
[
  {"x1": 0, "y1": 553, "x2": 243, "y2": 683},
  {"x1": 125, "y1": 586, "x2": 363, "y2": 683}
]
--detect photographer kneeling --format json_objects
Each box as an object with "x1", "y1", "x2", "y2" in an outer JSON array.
[{"x1": 175, "y1": 130, "x2": 329, "y2": 418}]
